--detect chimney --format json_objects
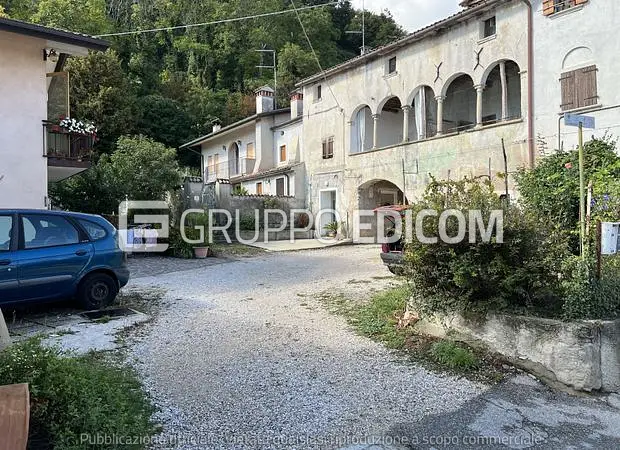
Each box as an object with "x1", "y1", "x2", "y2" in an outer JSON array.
[
  {"x1": 255, "y1": 85, "x2": 275, "y2": 114},
  {"x1": 212, "y1": 119, "x2": 222, "y2": 133},
  {"x1": 290, "y1": 90, "x2": 303, "y2": 119}
]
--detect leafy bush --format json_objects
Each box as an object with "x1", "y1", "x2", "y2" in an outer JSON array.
[
  {"x1": 516, "y1": 136, "x2": 620, "y2": 240},
  {"x1": 406, "y1": 178, "x2": 571, "y2": 316},
  {"x1": 0, "y1": 339, "x2": 154, "y2": 449},
  {"x1": 430, "y1": 341, "x2": 478, "y2": 370},
  {"x1": 562, "y1": 256, "x2": 620, "y2": 320},
  {"x1": 515, "y1": 136, "x2": 620, "y2": 319},
  {"x1": 238, "y1": 213, "x2": 259, "y2": 231}
]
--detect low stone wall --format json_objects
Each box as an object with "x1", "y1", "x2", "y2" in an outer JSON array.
[{"x1": 413, "y1": 311, "x2": 620, "y2": 393}]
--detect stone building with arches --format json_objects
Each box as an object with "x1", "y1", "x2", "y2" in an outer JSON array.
[{"x1": 297, "y1": 0, "x2": 530, "y2": 236}]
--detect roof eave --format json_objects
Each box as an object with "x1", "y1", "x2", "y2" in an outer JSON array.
[
  {"x1": 0, "y1": 18, "x2": 109, "y2": 52},
  {"x1": 180, "y1": 108, "x2": 291, "y2": 149}
]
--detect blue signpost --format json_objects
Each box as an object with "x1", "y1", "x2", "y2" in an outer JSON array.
[
  {"x1": 565, "y1": 113, "x2": 596, "y2": 129},
  {"x1": 564, "y1": 113, "x2": 596, "y2": 258}
]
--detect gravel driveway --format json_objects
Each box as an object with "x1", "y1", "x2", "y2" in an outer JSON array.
[{"x1": 125, "y1": 245, "x2": 620, "y2": 450}]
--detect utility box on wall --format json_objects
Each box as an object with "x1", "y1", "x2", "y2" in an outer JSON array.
[{"x1": 601, "y1": 222, "x2": 620, "y2": 255}]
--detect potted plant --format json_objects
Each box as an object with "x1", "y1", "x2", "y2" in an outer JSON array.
[
  {"x1": 193, "y1": 245, "x2": 212, "y2": 259},
  {"x1": 324, "y1": 221, "x2": 339, "y2": 238}
]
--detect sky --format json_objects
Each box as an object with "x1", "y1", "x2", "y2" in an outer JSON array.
[{"x1": 351, "y1": 0, "x2": 461, "y2": 32}]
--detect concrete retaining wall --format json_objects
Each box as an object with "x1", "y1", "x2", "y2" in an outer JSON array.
[{"x1": 413, "y1": 311, "x2": 620, "y2": 393}]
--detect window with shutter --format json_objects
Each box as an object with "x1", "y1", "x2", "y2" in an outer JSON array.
[
  {"x1": 276, "y1": 178, "x2": 285, "y2": 196},
  {"x1": 322, "y1": 137, "x2": 334, "y2": 159},
  {"x1": 544, "y1": 0, "x2": 588, "y2": 16},
  {"x1": 560, "y1": 71, "x2": 576, "y2": 111},
  {"x1": 576, "y1": 65, "x2": 598, "y2": 108},
  {"x1": 560, "y1": 65, "x2": 598, "y2": 111}
]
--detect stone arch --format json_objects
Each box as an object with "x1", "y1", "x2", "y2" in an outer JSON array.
[
  {"x1": 562, "y1": 46, "x2": 594, "y2": 70},
  {"x1": 406, "y1": 85, "x2": 438, "y2": 141},
  {"x1": 442, "y1": 74, "x2": 476, "y2": 133},
  {"x1": 376, "y1": 96, "x2": 404, "y2": 148},
  {"x1": 357, "y1": 179, "x2": 407, "y2": 240},
  {"x1": 350, "y1": 105, "x2": 373, "y2": 153},
  {"x1": 481, "y1": 60, "x2": 522, "y2": 123}
]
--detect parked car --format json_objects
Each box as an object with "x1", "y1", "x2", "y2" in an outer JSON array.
[
  {"x1": 375, "y1": 205, "x2": 407, "y2": 275},
  {"x1": 0, "y1": 210, "x2": 129, "y2": 309}
]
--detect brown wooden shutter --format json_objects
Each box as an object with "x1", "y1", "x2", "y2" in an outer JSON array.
[
  {"x1": 560, "y1": 70, "x2": 576, "y2": 111},
  {"x1": 575, "y1": 0, "x2": 588, "y2": 5},
  {"x1": 543, "y1": 0, "x2": 555, "y2": 15},
  {"x1": 576, "y1": 65, "x2": 598, "y2": 107}
]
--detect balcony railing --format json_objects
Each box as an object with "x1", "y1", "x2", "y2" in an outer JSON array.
[
  {"x1": 205, "y1": 158, "x2": 256, "y2": 182},
  {"x1": 43, "y1": 121, "x2": 95, "y2": 161}
]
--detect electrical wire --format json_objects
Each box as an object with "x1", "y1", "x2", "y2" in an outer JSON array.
[
  {"x1": 288, "y1": 0, "x2": 343, "y2": 111},
  {"x1": 95, "y1": 2, "x2": 338, "y2": 37}
]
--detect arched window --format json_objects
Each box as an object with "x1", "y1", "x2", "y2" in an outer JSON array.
[
  {"x1": 407, "y1": 86, "x2": 438, "y2": 141},
  {"x1": 443, "y1": 75, "x2": 476, "y2": 133},
  {"x1": 482, "y1": 61, "x2": 521, "y2": 123},
  {"x1": 376, "y1": 96, "x2": 404, "y2": 148},
  {"x1": 350, "y1": 105, "x2": 373, "y2": 153}
]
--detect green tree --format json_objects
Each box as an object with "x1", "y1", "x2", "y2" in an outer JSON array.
[
  {"x1": 32, "y1": 0, "x2": 111, "y2": 35},
  {"x1": 516, "y1": 137, "x2": 620, "y2": 236},
  {"x1": 277, "y1": 43, "x2": 317, "y2": 103},
  {"x1": 50, "y1": 135, "x2": 181, "y2": 213},
  {"x1": 65, "y1": 50, "x2": 138, "y2": 154}
]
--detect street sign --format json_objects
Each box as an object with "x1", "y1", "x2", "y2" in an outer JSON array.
[
  {"x1": 601, "y1": 222, "x2": 620, "y2": 255},
  {"x1": 565, "y1": 113, "x2": 595, "y2": 129}
]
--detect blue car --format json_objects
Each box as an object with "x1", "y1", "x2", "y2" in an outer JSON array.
[{"x1": 0, "y1": 210, "x2": 130, "y2": 310}]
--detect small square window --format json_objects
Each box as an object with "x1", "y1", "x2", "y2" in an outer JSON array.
[
  {"x1": 316, "y1": 85, "x2": 322, "y2": 100},
  {"x1": 388, "y1": 57, "x2": 397, "y2": 74},
  {"x1": 483, "y1": 16, "x2": 496, "y2": 38}
]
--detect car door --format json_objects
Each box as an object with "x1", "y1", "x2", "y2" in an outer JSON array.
[
  {"x1": 18, "y1": 213, "x2": 94, "y2": 301},
  {"x1": 0, "y1": 214, "x2": 19, "y2": 303}
]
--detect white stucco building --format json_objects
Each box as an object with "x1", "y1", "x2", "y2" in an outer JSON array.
[
  {"x1": 296, "y1": 0, "x2": 531, "y2": 235},
  {"x1": 0, "y1": 18, "x2": 108, "y2": 209},
  {"x1": 181, "y1": 87, "x2": 306, "y2": 199},
  {"x1": 532, "y1": 0, "x2": 620, "y2": 152}
]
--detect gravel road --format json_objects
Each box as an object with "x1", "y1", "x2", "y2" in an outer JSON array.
[
  {"x1": 125, "y1": 245, "x2": 620, "y2": 450},
  {"x1": 126, "y1": 245, "x2": 486, "y2": 449}
]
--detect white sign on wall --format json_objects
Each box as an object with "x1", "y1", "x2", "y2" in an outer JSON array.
[{"x1": 601, "y1": 222, "x2": 620, "y2": 255}]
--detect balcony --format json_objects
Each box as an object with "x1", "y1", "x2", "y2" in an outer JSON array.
[
  {"x1": 44, "y1": 120, "x2": 94, "y2": 182},
  {"x1": 205, "y1": 158, "x2": 256, "y2": 183}
]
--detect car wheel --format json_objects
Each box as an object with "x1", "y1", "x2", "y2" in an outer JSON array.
[{"x1": 77, "y1": 273, "x2": 118, "y2": 310}]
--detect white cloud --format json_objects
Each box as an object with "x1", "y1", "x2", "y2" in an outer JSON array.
[{"x1": 351, "y1": 0, "x2": 461, "y2": 32}]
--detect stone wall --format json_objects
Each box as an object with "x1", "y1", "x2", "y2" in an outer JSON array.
[{"x1": 413, "y1": 310, "x2": 620, "y2": 393}]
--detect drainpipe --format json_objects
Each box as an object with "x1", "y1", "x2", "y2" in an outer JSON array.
[{"x1": 520, "y1": 0, "x2": 534, "y2": 168}]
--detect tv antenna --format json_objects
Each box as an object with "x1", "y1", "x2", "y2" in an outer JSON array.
[
  {"x1": 344, "y1": 0, "x2": 366, "y2": 55},
  {"x1": 256, "y1": 45, "x2": 277, "y2": 108}
]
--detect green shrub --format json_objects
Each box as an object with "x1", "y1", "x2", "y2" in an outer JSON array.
[
  {"x1": 430, "y1": 341, "x2": 478, "y2": 370},
  {"x1": 0, "y1": 339, "x2": 155, "y2": 449},
  {"x1": 562, "y1": 256, "x2": 620, "y2": 320},
  {"x1": 406, "y1": 177, "x2": 571, "y2": 316},
  {"x1": 238, "y1": 213, "x2": 259, "y2": 231},
  {"x1": 516, "y1": 136, "x2": 620, "y2": 248}
]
